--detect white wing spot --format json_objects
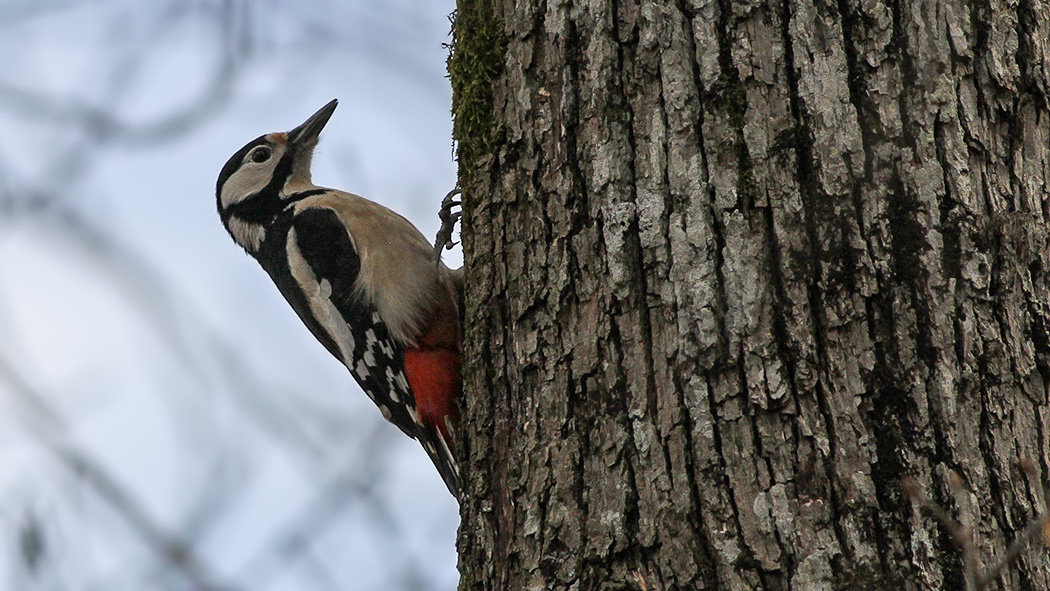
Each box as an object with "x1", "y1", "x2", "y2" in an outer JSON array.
[
  {"x1": 384, "y1": 369, "x2": 401, "y2": 402},
  {"x1": 355, "y1": 359, "x2": 370, "y2": 378},
  {"x1": 363, "y1": 348, "x2": 376, "y2": 367},
  {"x1": 378, "y1": 405, "x2": 392, "y2": 421},
  {"x1": 378, "y1": 339, "x2": 394, "y2": 357}
]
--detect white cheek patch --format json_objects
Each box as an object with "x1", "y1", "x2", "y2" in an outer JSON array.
[
  {"x1": 219, "y1": 148, "x2": 282, "y2": 208},
  {"x1": 286, "y1": 228, "x2": 357, "y2": 366},
  {"x1": 227, "y1": 217, "x2": 266, "y2": 251},
  {"x1": 221, "y1": 170, "x2": 267, "y2": 207}
]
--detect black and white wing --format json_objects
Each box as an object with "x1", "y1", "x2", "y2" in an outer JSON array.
[{"x1": 273, "y1": 206, "x2": 422, "y2": 438}]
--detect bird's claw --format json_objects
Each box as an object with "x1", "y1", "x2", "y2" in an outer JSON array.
[{"x1": 434, "y1": 188, "x2": 462, "y2": 262}]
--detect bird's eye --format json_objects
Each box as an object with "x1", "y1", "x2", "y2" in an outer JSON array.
[{"x1": 250, "y1": 147, "x2": 272, "y2": 163}]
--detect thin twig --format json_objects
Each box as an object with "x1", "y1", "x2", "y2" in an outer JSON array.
[
  {"x1": 904, "y1": 466, "x2": 1050, "y2": 591},
  {"x1": 0, "y1": 355, "x2": 242, "y2": 591}
]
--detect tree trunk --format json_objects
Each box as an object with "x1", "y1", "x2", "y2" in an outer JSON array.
[{"x1": 449, "y1": 0, "x2": 1050, "y2": 589}]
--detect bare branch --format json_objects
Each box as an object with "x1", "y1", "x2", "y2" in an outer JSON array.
[
  {"x1": 904, "y1": 466, "x2": 1050, "y2": 591},
  {"x1": 0, "y1": 355, "x2": 243, "y2": 591}
]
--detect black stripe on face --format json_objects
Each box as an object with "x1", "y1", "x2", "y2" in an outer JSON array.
[
  {"x1": 218, "y1": 133, "x2": 309, "y2": 227},
  {"x1": 227, "y1": 187, "x2": 329, "y2": 229},
  {"x1": 260, "y1": 142, "x2": 296, "y2": 199}
]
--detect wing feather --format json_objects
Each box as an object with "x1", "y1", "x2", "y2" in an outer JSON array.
[{"x1": 287, "y1": 206, "x2": 459, "y2": 497}]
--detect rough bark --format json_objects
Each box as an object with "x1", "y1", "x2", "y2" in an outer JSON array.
[{"x1": 450, "y1": 0, "x2": 1050, "y2": 589}]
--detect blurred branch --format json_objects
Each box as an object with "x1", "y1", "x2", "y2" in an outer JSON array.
[
  {"x1": 903, "y1": 465, "x2": 1050, "y2": 591},
  {"x1": 238, "y1": 424, "x2": 390, "y2": 588},
  {"x1": 0, "y1": 16, "x2": 240, "y2": 150},
  {"x1": 2, "y1": 188, "x2": 429, "y2": 590},
  {"x1": 1, "y1": 201, "x2": 337, "y2": 461},
  {"x1": 0, "y1": 0, "x2": 249, "y2": 230},
  {"x1": 0, "y1": 354, "x2": 243, "y2": 591},
  {"x1": 0, "y1": 0, "x2": 99, "y2": 26},
  {"x1": 0, "y1": 0, "x2": 459, "y2": 588}
]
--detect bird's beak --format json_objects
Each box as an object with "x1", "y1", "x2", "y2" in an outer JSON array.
[{"x1": 288, "y1": 99, "x2": 338, "y2": 146}]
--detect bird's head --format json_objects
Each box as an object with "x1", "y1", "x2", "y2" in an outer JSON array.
[{"x1": 215, "y1": 99, "x2": 337, "y2": 251}]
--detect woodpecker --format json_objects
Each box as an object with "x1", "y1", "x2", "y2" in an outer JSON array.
[{"x1": 215, "y1": 100, "x2": 461, "y2": 497}]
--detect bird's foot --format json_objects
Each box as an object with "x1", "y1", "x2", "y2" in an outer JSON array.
[{"x1": 433, "y1": 187, "x2": 462, "y2": 262}]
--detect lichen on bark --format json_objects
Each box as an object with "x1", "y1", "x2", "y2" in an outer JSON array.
[{"x1": 451, "y1": 0, "x2": 1050, "y2": 589}]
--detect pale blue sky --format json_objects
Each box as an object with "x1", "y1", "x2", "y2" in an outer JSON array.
[{"x1": 0, "y1": 2, "x2": 461, "y2": 589}]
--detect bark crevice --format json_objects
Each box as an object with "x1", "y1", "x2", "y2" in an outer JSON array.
[{"x1": 452, "y1": 0, "x2": 1050, "y2": 588}]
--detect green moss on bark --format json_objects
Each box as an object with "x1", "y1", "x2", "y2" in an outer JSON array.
[{"x1": 447, "y1": 0, "x2": 507, "y2": 190}]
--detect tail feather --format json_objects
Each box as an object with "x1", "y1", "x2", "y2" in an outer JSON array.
[
  {"x1": 418, "y1": 424, "x2": 459, "y2": 498},
  {"x1": 404, "y1": 347, "x2": 461, "y2": 499}
]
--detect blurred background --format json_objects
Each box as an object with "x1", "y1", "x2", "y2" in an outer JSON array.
[{"x1": 0, "y1": 1, "x2": 460, "y2": 589}]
